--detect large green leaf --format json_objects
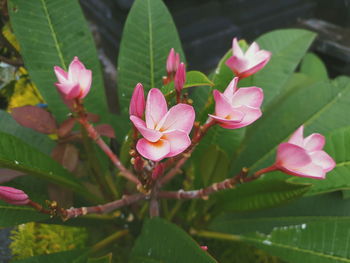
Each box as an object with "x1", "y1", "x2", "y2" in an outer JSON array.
[
  {"x1": 289, "y1": 126, "x2": 350, "y2": 195},
  {"x1": 300, "y1": 53, "x2": 328, "y2": 81},
  {"x1": 247, "y1": 29, "x2": 316, "y2": 107},
  {"x1": 8, "y1": 0, "x2": 108, "y2": 122},
  {"x1": 130, "y1": 217, "x2": 217, "y2": 263},
  {"x1": 213, "y1": 179, "x2": 311, "y2": 212},
  {"x1": 0, "y1": 110, "x2": 54, "y2": 155},
  {"x1": 208, "y1": 193, "x2": 350, "y2": 263},
  {"x1": 232, "y1": 76, "x2": 350, "y2": 177},
  {"x1": 0, "y1": 202, "x2": 49, "y2": 227},
  {"x1": 12, "y1": 249, "x2": 87, "y2": 263},
  {"x1": 117, "y1": 0, "x2": 184, "y2": 115},
  {"x1": 0, "y1": 131, "x2": 91, "y2": 200}
]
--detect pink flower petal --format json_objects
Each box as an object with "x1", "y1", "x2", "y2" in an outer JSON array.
[
  {"x1": 310, "y1": 151, "x2": 336, "y2": 172},
  {"x1": 163, "y1": 130, "x2": 191, "y2": 157},
  {"x1": 231, "y1": 87, "x2": 264, "y2": 108},
  {"x1": 136, "y1": 138, "x2": 170, "y2": 161},
  {"x1": 223, "y1": 77, "x2": 239, "y2": 101},
  {"x1": 68, "y1": 56, "x2": 85, "y2": 82},
  {"x1": 145, "y1": 88, "x2": 168, "y2": 129},
  {"x1": 288, "y1": 125, "x2": 304, "y2": 146},
  {"x1": 55, "y1": 82, "x2": 80, "y2": 99},
  {"x1": 78, "y1": 69, "x2": 92, "y2": 98},
  {"x1": 229, "y1": 105, "x2": 262, "y2": 129},
  {"x1": 213, "y1": 90, "x2": 233, "y2": 118},
  {"x1": 53, "y1": 66, "x2": 68, "y2": 83},
  {"x1": 209, "y1": 110, "x2": 245, "y2": 129},
  {"x1": 232, "y1": 37, "x2": 244, "y2": 58},
  {"x1": 245, "y1": 42, "x2": 260, "y2": 57},
  {"x1": 279, "y1": 163, "x2": 326, "y2": 179},
  {"x1": 225, "y1": 56, "x2": 249, "y2": 76},
  {"x1": 157, "y1": 104, "x2": 195, "y2": 134},
  {"x1": 130, "y1": 116, "x2": 162, "y2": 142},
  {"x1": 304, "y1": 133, "x2": 325, "y2": 152},
  {"x1": 0, "y1": 186, "x2": 29, "y2": 205},
  {"x1": 237, "y1": 57, "x2": 270, "y2": 78},
  {"x1": 276, "y1": 142, "x2": 312, "y2": 168}
]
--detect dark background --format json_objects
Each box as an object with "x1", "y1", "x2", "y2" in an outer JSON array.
[{"x1": 80, "y1": 0, "x2": 350, "y2": 76}]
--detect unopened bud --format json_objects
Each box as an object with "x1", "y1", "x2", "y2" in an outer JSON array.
[
  {"x1": 0, "y1": 186, "x2": 30, "y2": 205},
  {"x1": 174, "y1": 63, "x2": 186, "y2": 93},
  {"x1": 200, "y1": 246, "x2": 208, "y2": 251}
]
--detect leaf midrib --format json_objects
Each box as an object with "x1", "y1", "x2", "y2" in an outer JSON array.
[
  {"x1": 40, "y1": 0, "x2": 67, "y2": 70},
  {"x1": 147, "y1": 0, "x2": 155, "y2": 89}
]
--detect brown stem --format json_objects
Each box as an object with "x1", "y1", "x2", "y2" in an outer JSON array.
[
  {"x1": 149, "y1": 183, "x2": 160, "y2": 217},
  {"x1": 63, "y1": 193, "x2": 145, "y2": 220},
  {"x1": 27, "y1": 200, "x2": 51, "y2": 215},
  {"x1": 78, "y1": 117, "x2": 141, "y2": 186},
  {"x1": 157, "y1": 168, "x2": 263, "y2": 200},
  {"x1": 160, "y1": 119, "x2": 216, "y2": 186}
]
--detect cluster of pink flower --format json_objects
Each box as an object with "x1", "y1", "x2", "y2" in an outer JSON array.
[{"x1": 0, "y1": 37, "x2": 335, "y2": 206}]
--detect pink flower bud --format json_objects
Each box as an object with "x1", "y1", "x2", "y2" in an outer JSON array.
[
  {"x1": 226, "y1": 38, "x2": 271, "y2": 78},
  {"x1": 209, "y1": 77, "x2": 263, "y2": 129},
  {"x1": 54, "y1": 56, "x2": 92, "y2": 100},
  {"x1": 174, "y1": 63, "x2": 186, "y2": 93},
  {"x1": 129, "y1": 83, "x2": 145, "y2": 118},
  {"x1": 152, "y1": 163, "x2": 164, "y2": 180},
  {"x1": 274, "y1": 125, "x2": 335, "y2": 179},
  {"x1": 0, "y1": 186, "x2": 30, "y2": 205},
  {"x1": 166, "y1": 48, "x2": 180, "y2": 76}
]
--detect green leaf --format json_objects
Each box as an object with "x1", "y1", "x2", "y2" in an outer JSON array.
[
  {"x1": 163, "y1": 71, "x2": 214, "y2": 96},
  {"x1": 213, "y1": 179, "x2": 311, "y2": 212},
  {"x1": 300, "y1": 53, "x2": 328, "y2": 81},
  {"x1": 0, "y1": 110, "x2": 54, "y2": 155},
  {"x1": 88, "y1": 254, "x2": 112, "y2": 263},
  {"x1": 247, "y1": 29, "x2": 316, "y2": 107},
  {"x1": 12, "y1": 249, "x2": 87, "y2": 263},
  {"x1": 0, "y1": 202, "x2": 49, "y2": 227},
  {"x1": 199, "y1": 145, "x2": 229, "y2": 187},
  {"x1": 232, "y1": 76, "x2": 350, "y2": 176},
  {"x1": 209, "y1": 193, "x2": 350, "y2": 263},
  {"x1": 290, "y1": 126, "x2": 350, "y2": 195},
  {"x1": 117, "y1": 0, "x2": 184, "y2": 115},
  {"x1": 0, "y1": 131, "x2": 91, "y2": 200},
  {"x1": 130, "y1": 217, "x2": 217, "y2": 263},
  {"x1": 8, "y1": 0, "x2": 108, "y2": 122}
]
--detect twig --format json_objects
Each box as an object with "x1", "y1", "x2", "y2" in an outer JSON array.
[
  {"x1": 0, "y1": 55, "x2": 23, "y2": 66},
  {"x1": 158, "y1": 168, "x2": 261, "y2": 200},
  {"x1": 63, "y1": 193, "x2": 145, "y2": 220},
  {"x1": 160, "y1": 119, "x2": 215, "y2": 186},
  {"x1": 78, "y1": 117, "x2": 141, "y2": 186},
  {"x1": 149, "y1": 184, "x2": 159, "y2": 217}
]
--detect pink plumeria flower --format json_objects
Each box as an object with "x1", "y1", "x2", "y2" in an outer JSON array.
[
  {"x1": 174, "y1": 62, "x2": 186, "y2": 93},
  {"x1": 209, "y1": 77, "x2": 263, "y2": 129},
  {"x1": 226, "y1": 38, "x2": 271, "y2": 79},
  {"x1": 130, "y1": 88, "x2": 195, "y2": 161},
  {"x1": 0, "y1": 186, "x2": 30, "y2": 205},
  {"x1": 54, "y1": 56, "x2": 92, "y2": 100},
  {"x1": 166, "y1": 48, "x2": 180, "y2": 77},
  {"x1": 275, "y1": 125, "x2": 335, "y2": 179},
  {"x1": 129, "y1": 83, "x2": 145, "y2": 118}
]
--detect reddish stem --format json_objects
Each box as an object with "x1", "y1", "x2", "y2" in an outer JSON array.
[
  {"x1": 78, "y1": 117, "x2": 141, "y2": 186},
  {"x1": 63, "y1": 193, "x2": 145, "y2": 220},
  {"x1": 158, "y1": 168, "x2": 260, "y2": 200},
  {"x1": 253, "y1": 165, "x2": 277, "y2": 177}
]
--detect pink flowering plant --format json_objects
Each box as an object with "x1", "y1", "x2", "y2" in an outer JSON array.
[{"x1": 0, "y1": 0, "x2": 349, "y2": 262}]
